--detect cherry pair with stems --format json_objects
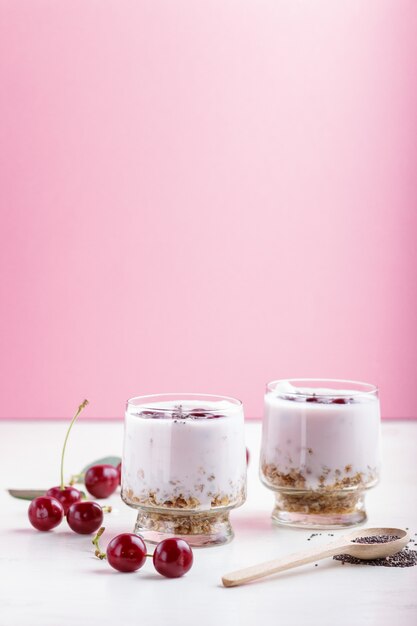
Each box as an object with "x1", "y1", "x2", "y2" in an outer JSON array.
[{"x1": 92, "y1": 527, "x2": 193, "y2": 578}]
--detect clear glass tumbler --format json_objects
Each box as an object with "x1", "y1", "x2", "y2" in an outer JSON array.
[
  {"x1": 260, "y1": 379, "x2": 381, "y2": 528},
  {"x1": 122, "y1": 393, "x2": 246, "y2": 546}
]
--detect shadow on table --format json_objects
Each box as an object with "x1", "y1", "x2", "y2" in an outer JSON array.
[
  {"x1": 89, "y1": 568, "x2": 162, "y2": 581},
  {"x1": 231, "y1": 512, "x2": 278, "y2": 533}
]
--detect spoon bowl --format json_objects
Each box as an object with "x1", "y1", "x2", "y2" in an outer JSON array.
[{"x1": 344, "y1": 527, "x2": 410, "y2": 559}]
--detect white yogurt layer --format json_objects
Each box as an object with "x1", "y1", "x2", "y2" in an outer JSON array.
[
  {"x1": 122, "y1": 400, "x2": 246, "y2": 511},
  {"x1": 261, "y1": 384, "x2": 381, "y2": 490}
]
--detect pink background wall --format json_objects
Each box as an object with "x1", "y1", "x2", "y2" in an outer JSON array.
[{"x1": 0, "y1": 1, "x2": 416, "y2": 420}]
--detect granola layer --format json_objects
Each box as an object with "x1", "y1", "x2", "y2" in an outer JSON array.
[
  {"x1": 274, "y1": 489, "x2": 364, "y2": 515},
  {"x1": 122, "y1": 485, "x2": 245, "y2": 511},
  {"x1": 134, "y1": 509, "x2": 231, "y2": 536},
  {"x1": 261, "y1": 462, "x2": 378, "y2": 492}
]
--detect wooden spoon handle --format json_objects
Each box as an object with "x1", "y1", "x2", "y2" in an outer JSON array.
[{"x1": 222, "y1": 541, "x2": 348, "y2": 587}]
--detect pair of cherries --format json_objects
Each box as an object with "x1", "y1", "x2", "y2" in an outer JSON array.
[
  {"x1": 93, "y1": 528, "x2": 193, "y2": 578},
  {"x1": 28, "y1": 495, "x2": 107, "y2": 534},
  {"x1": 46, "y1": 461, "x2": 120, "y2": 509}
]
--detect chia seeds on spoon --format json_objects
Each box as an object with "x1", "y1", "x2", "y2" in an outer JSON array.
[
  {"x1": 352, "y1": 534, "x2": 400, "y2": 544},
  {"x1": 333, "y1": 534, "x2": 417, "y2": 568}
]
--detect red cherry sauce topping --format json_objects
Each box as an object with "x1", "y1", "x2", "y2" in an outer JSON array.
[
  {"x1": 188, "y1": 408, "x2": 224, "y2": 419},
  {"x1": 283, "y1": 394, "x2": 354, "y2": 404}
]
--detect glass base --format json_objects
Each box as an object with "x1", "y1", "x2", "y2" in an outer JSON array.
[
  {"x1": 133, "y1": 509, "x2": 234, "y2": 547},
  {"x1": 271, "y1": 490, "x2": 367, "y2": 529}
]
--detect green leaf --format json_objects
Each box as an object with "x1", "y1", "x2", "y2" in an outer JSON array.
[
  {"x1": 8, "y1": 488, "x2": 87, "y2": 501},
  {"x1": 81, "y1": 456, "x2": 121, "y2": 475},
  {"x1": 8, "y1": 489, "x2": 47, "y2": 501}
]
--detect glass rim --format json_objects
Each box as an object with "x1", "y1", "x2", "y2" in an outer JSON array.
[
  {"x1": 126, "y1": 392, "x2": 243, "y2": 413},
  {"x1": 266, "y1": 378, "x2": 378, "y2": 397}
]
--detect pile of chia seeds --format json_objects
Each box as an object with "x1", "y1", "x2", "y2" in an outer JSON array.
[
  {"x1": 333, "y1": 533, "x2": 417, "y2": 568},
  {"x1": 352, "y1": 534, "x2": 400, "y2": 544}
]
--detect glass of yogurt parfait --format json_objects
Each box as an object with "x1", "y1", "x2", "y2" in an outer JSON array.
[
  {"x1": 122, "y1": 393, "x2": 247, "y2": 547},
  {"x1": 260, "y1": 379, "x2": 381, "y2": 528}
]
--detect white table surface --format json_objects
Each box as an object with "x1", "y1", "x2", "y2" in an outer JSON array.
[{"x1": 1, "y1": 419, "x2": 416, "y2": 626}]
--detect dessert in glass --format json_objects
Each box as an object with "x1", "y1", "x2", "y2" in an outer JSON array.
[
  {"x1": 122, "y1": 394, "x2": 246, "y2": 547},
  {"x1": 260, "y1": 379, "x2": 381, "y2": 528}
]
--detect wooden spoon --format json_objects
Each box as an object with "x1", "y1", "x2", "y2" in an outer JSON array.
[{"x1": 222, "y1": 527, "x2": 409, "y2": 587}]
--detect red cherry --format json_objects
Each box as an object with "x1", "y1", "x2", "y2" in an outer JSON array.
[
  {"x1": 106, "y1": 533, "x2": 147, "y2": 572},
  {"x1": 67, "y1": 501, "x2": 103, "y2": 534},
  {"x1": 188, "y1": 409, "x2": 211, "y2": 417},
  {"x1": 28, "y1": 496, "x2": 64, "y2": 531},
  {"x1": 188, "y1": 409, "x2": 225, "y2": 419},
  {"x1": 140, "y1": 410, "x2": 165, "y2": 418},
  {"x1": 85, "y1": 464, "x2": 119, "y2": 499},
  {"x1": 331, "y1": 397, "x2": 353, "y2": 404},
  {"x1": 153, "y1": 538, "x2": 193, "y2": 578},
  {"x1": 116, "y1": 462, "x2": 122, "y2": 486},
  {"x1": 46, "y1": 485, "x2": 82, "y2": 514}
]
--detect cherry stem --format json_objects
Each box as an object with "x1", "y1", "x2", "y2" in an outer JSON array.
[
  {"x1": 102, "y1": 506, "x2": 112, "y2": 513},
  {"x1": 69, "y1": 473, "x2": 84, "y2": 485},
  {"x1": 92, "y1": 526, "x2": 106, "y2": 560},
  {"x1": 60, "y1": 400, "x2": 89, "y2": 490}
]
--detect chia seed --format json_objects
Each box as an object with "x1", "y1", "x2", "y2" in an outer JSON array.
[
  {"x1": 352, "y1": 534, "x2": 400, "y2": 544},
  {"x1": 172, "y1": 405, "x2": 185, "y2": 419},
  {"x1": 333, "y1": 548, "x2": 417, "y2": 568},
  {"x1": 333, "y1": 534, "x2": 417, "y2": 568}
]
